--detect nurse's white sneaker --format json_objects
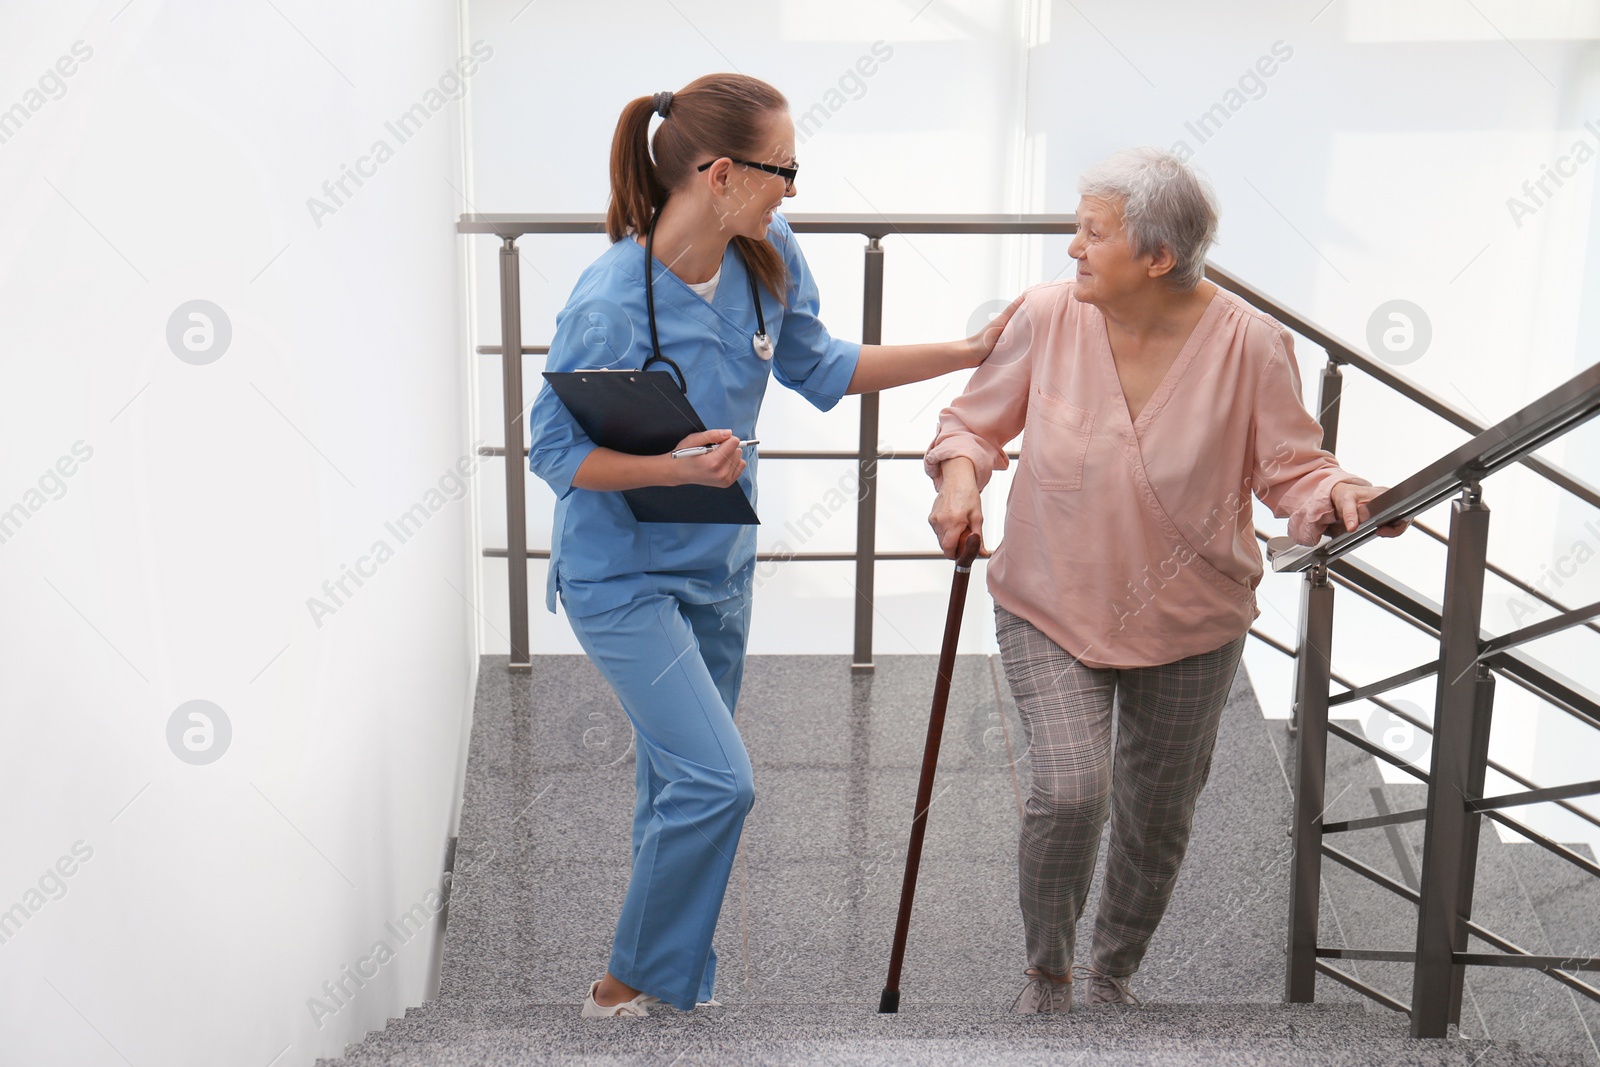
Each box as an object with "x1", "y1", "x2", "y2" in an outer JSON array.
[{"x1": 581, "y1": 979, "x2": 659, "y2": 1018}]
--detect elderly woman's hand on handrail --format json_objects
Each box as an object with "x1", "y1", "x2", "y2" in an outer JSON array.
[{"x1": 1325, "y1": 480, "x2": 1411, "y2": 541}]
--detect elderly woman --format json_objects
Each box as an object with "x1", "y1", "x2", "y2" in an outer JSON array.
[{"x1": 926, "y1": 147, "x2": 1407, "y2": 1013}]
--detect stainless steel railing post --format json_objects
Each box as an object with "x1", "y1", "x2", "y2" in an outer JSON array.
[
  {"x1": 1288, "y1": 358, "x2": 1344, "y2": 738},
  {"x1": 1446, "y1": 667, "x2": 1496, "y2": 1027},
  {"x1": 1410, "y1": 485, "x2": 1492, "y2": 1036},
  {"x1": 1286, "y1": 562, "x2": 1335, "y2": 1002},
  {"x1": 1317, "y1": 359, "x2": 1343, "y2": 453},
  {"x1": 852, "y1": 236, "x2": 884, "y2": 673},
  {"x1": 498, "y1": 236, "x2": 531, "y2": 672}
]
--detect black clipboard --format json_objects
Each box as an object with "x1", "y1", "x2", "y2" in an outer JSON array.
[{"x1": 542, "y1": 370, "x2": 759, "y2": 525}]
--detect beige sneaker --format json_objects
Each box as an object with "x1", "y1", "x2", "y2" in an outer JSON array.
[
  {"x1": 581, "y1": 979, "x2": 659, "y2": 1018},
  {"x1": 1012, "y1": 968, "x2": 1072, "y2": 1013},
  {"x1": 1073, "y1": 965, "x2": 1140, "y2": 1006}
]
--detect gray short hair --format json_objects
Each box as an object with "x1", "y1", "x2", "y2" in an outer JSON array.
[{"x1": 1078, "y1": 148, "x2": 1219, "y2": 291}]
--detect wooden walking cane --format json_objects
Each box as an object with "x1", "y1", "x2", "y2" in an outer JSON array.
[{"x1": 879, "y1": 529, "x2": 983, "y2": 1014}]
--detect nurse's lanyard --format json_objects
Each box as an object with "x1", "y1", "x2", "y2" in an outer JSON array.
[{"x1": 643, "y1": 214, "x2": 774, "y2": 394}]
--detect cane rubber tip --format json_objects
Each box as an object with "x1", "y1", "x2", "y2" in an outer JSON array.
[{"x1": 878, "y1": 989, "x2": 900, "y2": 1014}]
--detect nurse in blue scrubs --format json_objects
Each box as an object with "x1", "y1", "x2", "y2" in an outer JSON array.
[{"x1": 527, "y1": 73, "x2": 1019, "y2": 1017}]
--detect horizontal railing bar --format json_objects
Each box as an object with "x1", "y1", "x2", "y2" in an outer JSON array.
[
  {"x1": 1317, "y1": 948, "x2": 1418, "y2": 963},
  {"x1": 1470, "y1": 778, "x2": 1600, "y2": 813},
  {"x1": 1476, "y1": 760, "x2": 1600, "y2": 836},
  {"x1": 1328, "y1": 721, "x2": 1429, "y2": 781},
  {"x1": 476, "y1": 446, "x2": 1021, "y2": 461},
  {"x1": 477, "y1": 344, "x2": 549, "y2": 356},
  {"x1": 1462, "y1": 918, "x2": 1600, "y2": 1004},
  {"x1": 1327, "y1": 659, "x2": 1442, "y2": 707},
  {"x1": 1313, "y1": 961, "x2": 1411, "y2": 1014},
  {"x1": 482, "y1": 547, "x2": 961, "y2": 563},
  {"x1": 1412, "y1": 519, "x2": 1600, "y2": 640},
  {"x1": 1485, "y1": 652, "x2": 1600, "y2": 735},
  {"x1": 1246, "y1": 626, "x2": 1296, "y2": 658},
  {"x1": 1481, "y1": 810, "x2": 1600, "y2": 879},
  {"x1": 1322, "y1": 843, "x2": 1423, "y2": 904},
  {"x1": 1332, "y1": 670, "x2": 1434, "y2": 737},
  {"x1": 759, "y1": 449, "x2": 1022, "y2": 461},
  {"x1": 1272, "y1": 361, "x2": 1600, "y2": 574},
  {"x1": 1323, "y1": 808, "x2": 1427, "y2": 834},
  {"x1": 1454, "y1": 952, "x2": 1600, "y2": 972},
  {"x1": 1479, "y1": 599, "x2": 1600, "y2": 659},
  {"x1": 1316, "y1": 948, "x2": 1600, "y2": 991},
  {"x1": 749, "y1": 551, "x2": 956, "y2": 562},
  {"x1": 457, "y1": 212, "x2": 1083, "y2": 238}
]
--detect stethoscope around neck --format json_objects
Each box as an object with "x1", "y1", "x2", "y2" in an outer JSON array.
[{"x1": 642, "y1": 214, "x2": 774, "y2": 394}]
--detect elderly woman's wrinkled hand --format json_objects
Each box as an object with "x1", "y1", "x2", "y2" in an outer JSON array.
[
  {"x1": 929, "y1": 458, "x2": 986, "y2": 560},
  {"x1": 1329, "y1": 480, "x2": 1410, "y2": 539}
]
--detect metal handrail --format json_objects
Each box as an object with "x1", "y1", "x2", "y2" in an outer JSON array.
[{"x1": 1270, "y1": 359, "x2": 1600, "y2": 574}]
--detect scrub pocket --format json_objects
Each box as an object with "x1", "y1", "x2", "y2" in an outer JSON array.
[{"x1": 1024, "y1": 386, "x2": 1094, "y2": 491}]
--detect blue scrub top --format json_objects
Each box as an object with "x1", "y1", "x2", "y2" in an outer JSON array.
[{"x1": 527, "y1": 213, "x2": 862, "y2": 618}]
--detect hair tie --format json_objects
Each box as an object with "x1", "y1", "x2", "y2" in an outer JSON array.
[{"x1": 652, "y1": 91, "x2": 673, "y2": 118}]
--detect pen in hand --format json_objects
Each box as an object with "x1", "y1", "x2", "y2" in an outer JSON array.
[{"x1": 672, "y1": 438, "x2": 760, "y2": 460}]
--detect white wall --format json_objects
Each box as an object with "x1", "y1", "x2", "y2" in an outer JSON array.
[
  {"x1": 0, "y1": 2, "x2": 479, "y2": 1064},
  {"x1": 470, "y1": 1, "x2": 1598, "y2": 846}
]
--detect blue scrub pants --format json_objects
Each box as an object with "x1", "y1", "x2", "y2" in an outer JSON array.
[{"x1": 565, "y1": 589, "x2": 755, "y2": 1010}]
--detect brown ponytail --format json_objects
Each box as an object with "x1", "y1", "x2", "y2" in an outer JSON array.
[{"x1": 605, "y1": 73, "x2": 791, "y2": 305}]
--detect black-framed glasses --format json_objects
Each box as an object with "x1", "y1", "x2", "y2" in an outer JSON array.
[{"x1": 697, "y1": 157, "x2": 798, "y2": 185}]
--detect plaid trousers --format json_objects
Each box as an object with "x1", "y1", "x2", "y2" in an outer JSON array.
[{"x1": 995, "y1": 605, "x2": 1247, "y2": 980}]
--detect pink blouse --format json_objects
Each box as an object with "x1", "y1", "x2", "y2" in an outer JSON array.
[{"x1": 925, "y1": 280, "x2": 1365, "y2": 669}]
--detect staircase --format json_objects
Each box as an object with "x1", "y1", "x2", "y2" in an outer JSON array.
[{"x1": 317, "y1": 654, "x2": 1592, "y2": 1066}]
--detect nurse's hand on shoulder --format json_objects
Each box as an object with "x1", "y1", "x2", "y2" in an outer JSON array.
[
  {"x1": 961, "y1": 293, "x2": 1027, "y2": 368},
  {"x1": 671, "y1": 429, "x2": 746, "y2": 488}
]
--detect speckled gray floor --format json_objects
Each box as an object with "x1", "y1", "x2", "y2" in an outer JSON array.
[{"x1": 316, "y1": 655, "x2": 1594, "y2": 1066}]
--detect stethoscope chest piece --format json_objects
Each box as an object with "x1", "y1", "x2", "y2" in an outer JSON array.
[{"x1": 752, "y1": 332, "x2": 774, "y2": 361}]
